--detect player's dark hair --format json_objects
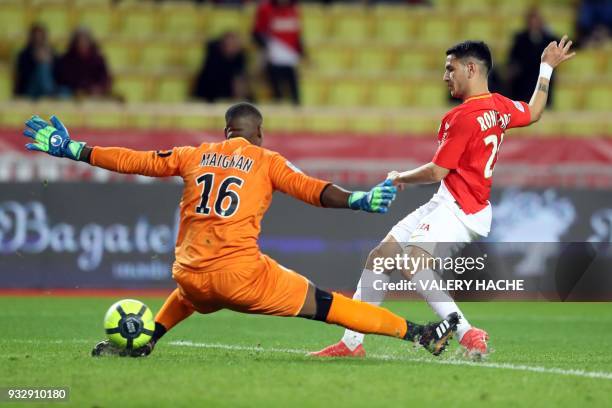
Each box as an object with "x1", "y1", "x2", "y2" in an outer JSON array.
[
  {"x1": 225, "y1": 102, "x2": 263, "y2": 126},
  {"x1": 446, "y1": 41, "x2": 493, "y2": 75}
]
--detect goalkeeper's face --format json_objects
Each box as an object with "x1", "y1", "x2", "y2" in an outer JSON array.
[{"x1": 224, "y1": 121, "x2": 263, "y2": 147}]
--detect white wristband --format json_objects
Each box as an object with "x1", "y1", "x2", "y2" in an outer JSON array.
[{"x1": 539, "y1": 63, "x2": 553, "y2": 80}]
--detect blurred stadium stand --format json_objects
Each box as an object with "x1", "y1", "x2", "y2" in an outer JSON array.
[{"x1": 0, "y1": 0, "x2": 610, "y2": 136}]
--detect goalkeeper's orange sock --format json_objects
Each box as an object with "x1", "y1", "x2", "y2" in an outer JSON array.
[
  {"x1": 154, "y1": 288, "x2": 195, "y2": 340},
  {"x1": 324, "y1": 292, "x2": 421, "y2": 340}
]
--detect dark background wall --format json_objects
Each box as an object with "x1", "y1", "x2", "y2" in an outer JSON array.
[{"x1": 1, "y1": 182, "x2": 610, "y2": 299}]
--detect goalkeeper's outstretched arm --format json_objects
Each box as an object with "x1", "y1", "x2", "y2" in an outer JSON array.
[
  {"x1": 79, "y1": 145, "x2": 188, "y2": 178},
  {"x1": 268, "y1": 152, "x2": 398, "y2": 214},
  {"x1": 527, "y1": 35, "x2": 575, "y2": 124},
  {"x1": 23, "y1": 115, "x2": 188, "y2": 178}
]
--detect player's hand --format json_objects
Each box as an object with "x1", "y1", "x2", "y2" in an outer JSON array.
[
  {"x1": 348, "y1": 179, "x2": 397, "y2": 213},
  {"x1": 541, "y1": 35, "x2": 576, "y2": 69},
  {"x1": 23, "y1": 115, "x2": 85, "y2": 161},
  {"x1": 386, "y1": 170, "x2": 406, "y2": 191}
]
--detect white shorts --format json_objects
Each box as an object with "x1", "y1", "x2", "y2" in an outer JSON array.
[{"x1": 389, "y1": 184, "x2": 491, "y2": 258}]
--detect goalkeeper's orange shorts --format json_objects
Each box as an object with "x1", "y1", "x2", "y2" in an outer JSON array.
[{"x1": 172, "y1": 254, "x2": 309, "y2": 317}]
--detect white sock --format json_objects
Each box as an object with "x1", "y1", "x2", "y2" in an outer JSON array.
[
  {"x1": 341, "y1": 269, "x2": 390, "y2": 351},
  {"x1": 412, "y1": 268, "x2": 472, "y2": 340}
]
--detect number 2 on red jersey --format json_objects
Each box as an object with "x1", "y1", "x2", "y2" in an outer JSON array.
[{"x1": 483, "y1": 132, "x2": 504, "y2": 178}]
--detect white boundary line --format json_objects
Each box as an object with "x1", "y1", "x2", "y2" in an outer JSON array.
[
  {"x1": 5, "y1": 338, "x2": 612, "y2": 381},
  {"x1": 169, "y1": 340, "x2": 612, "y2": 381}
]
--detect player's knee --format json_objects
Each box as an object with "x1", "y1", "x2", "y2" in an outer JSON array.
[
  {"x1": 400, "y1": 245, "x2": 433, "y2": 278},
  {"x1": 366, "y1": 242, "x2": 401, "y2": 274},
  {"x1": 312, "y1": 288, "x2": 333, "y2": 322}
]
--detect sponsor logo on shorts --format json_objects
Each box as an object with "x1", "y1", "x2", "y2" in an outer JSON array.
[{"x1": 417, "y1": 223, "x2": 430, "y2": 231}]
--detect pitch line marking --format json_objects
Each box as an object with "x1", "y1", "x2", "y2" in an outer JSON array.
[
  {"x1": 168, "y1": 340, "x2": 612, "y2": 381},
  {"x1": 5, "y1": 339, "x2": 612, "y2": 381}
]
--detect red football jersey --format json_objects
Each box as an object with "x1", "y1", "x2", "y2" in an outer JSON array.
[
  {"x1": 432, "y1": 93, "x2": 531, "y2": 214},
  {"x1": 253, "y1": 1, "x2": 302, "y2": 53}
]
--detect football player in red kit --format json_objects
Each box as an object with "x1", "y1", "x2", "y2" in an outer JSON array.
[{"x1": 312, "y1": 37, "x2": 575, "y2": 358}]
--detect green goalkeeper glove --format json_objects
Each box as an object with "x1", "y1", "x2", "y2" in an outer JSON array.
[
  {"x1": 23, "y1": 115, "x2": 84, "y2": 161},
  {"x1": 348, "y1": 179, "x2": 397, "y2": 213}
]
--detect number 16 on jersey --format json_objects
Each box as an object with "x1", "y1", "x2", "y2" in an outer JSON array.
[{"x1": 195, "y1": 173, "x2": 244, "y2": 217}]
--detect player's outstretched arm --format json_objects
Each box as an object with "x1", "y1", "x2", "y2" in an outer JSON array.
[
  {"x1": 321, "y1": 180, "x2": 398, "y2": 213},
  {"x1": 386, "y1": 162, "x2": 449, "y2": 189},
  {"x1": 23, "y1": 115, "x2": 185, "y2": 177},
  {"x1": 528, "y1": 35, "x2": 575, "y2": 124}
]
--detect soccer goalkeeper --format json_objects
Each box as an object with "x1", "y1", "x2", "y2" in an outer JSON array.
[{"x1": 23, "y1": 103, "x2": 458, "y2": 357}]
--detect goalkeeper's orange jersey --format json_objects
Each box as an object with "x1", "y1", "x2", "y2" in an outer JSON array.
[{"x1": 91, "y1": 137, "x2": 330, "y2": 273}]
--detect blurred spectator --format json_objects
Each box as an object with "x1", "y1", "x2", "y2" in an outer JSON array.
[
  {"x1": 253, "y1": 0, "x2": 304, "y2": 105},
  {"x1": 193, "y1": 32, "x2": 251, "y2": 102},
  {"x1": 55, "y1": 28, "x2": 112, "y2": 98},
  {"x1": 507, "y1": 8, "x2": 558, "y2": 107},
  {"x1": 14, "y1": 24, "x2": 61, "y2": 99},
  {"x1": 577, "y1": 0, "x2": 612, "y2": 47}
]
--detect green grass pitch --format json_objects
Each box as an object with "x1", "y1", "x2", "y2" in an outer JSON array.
[{"x1": 1, "y1": 297, "x2": 611, "y2": 407}]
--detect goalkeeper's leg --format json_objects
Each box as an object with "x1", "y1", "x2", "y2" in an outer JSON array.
[
  {"x1": 312, "y1": 235, "x2": 476, "y2": 357},
  {"x1": 299, "y1": 283, "x2": 458, "y2": 356},
  {"x1": 153, "y1": 287, "x2": 196, "y2": 340}
]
